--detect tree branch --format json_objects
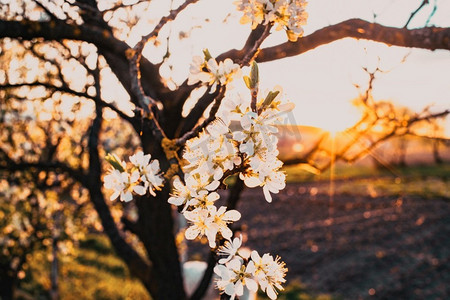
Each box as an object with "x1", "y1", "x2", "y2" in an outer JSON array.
[
  {"x1": 0, "y1": 19, "x2": 169, "y2": 107},
  {"x1": 0, "y1": 159, "x2": 86, "y2": 185},
  {"x1": 0, "y1": 82, "x2": 134, "y2": 124},
  {"x1": 86, "y1": 100, "x2": 156, "y2": 294},
  {"x1": 256, "y1": 19, "x2": 450, "y2": 63},
  {"x1": 176, "y1": 85, "x2": 226, "y2": 146},
  {"x1": 404, "y1": 0, "x2": 429, "y2": 28}
]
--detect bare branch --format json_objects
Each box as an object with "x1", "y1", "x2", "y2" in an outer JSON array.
[
  {"x1": 129, "y1": 0, "x2": 199, "y2": 113},
  {"x1": 256, "y1": 19, "x2": 450, "y2": 63},
  {"x1": 0, "y1": 157, "x2": 86, "y2": 186},
  {"x1": 404, "y1": 0, "x2": 429, "y2": 28},
  {"x1": 425, "y1": 0, "x2": 438, "y2": 26},
  {"x1": 176, "y1": 85, "x2": 227, "y2": 146},
  {"x1": 103, "y1": 0, "x2": 148, "y2": 13},
  {"x1": 32, "y1": 0, "x2": 59, "y2": 20},
  {"x1": 86, "y1": 96, "x2": 156, "y2": 295},
  {"x1": 0, "y1": 82, "x2": 133, "y2": 123}
]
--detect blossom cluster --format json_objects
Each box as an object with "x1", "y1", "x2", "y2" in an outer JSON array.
[
  {"x1": 170, "y1": 61, "x2": 292, "y2": 298},
  {"x1": 235, "y1": 0, "x2": 308, "y2": 41},
  {"x1": 168, "y1": 120, "x2": 243, "y2": 248},
  {"x1": 103, "y1": 60, "x2": 291, "y2": 298},
  {"x1": 228, "y1": 99, "x2": 292, "y2": 203},
  {"x1": 214, "y1": 235, "x2": 287, "y2": 300},
  {"x1": 187, "y1": 50, "x2": 240, "y2": 92},
  {"x1": 103, "y1": 151, "x2": 164, "y2": 202}
]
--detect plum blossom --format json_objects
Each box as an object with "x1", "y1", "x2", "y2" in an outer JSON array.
[
  {"x1": 129, "y1": 151, "x2": 151, "y2": 170},
  {"x1": 184, "y1": 206, "x2": 241, "y2": 248},
  {"x1": 188, "y1": 55, "x2": 240, "y2": 92},
  {"x1": 261, "y1": 169, "x2": 286, "y2": 203},
  {"x1": 218, "y1": 235, "x2": 243, "y2": 264},
  {"x1": 235, "y1": 0, "x2": 308, "y2": 41},
  {"x1": 104, "y1": 169, "x2": 144, "y2": 202},
  {"x1": 214, "y1": 258, "x2": 258, "y2": 299},
  {"x1": 184, "y1": 208, "x2": 211, "y2": 243},
  {"x1": 104, "y1": 151, "x2": 164, "y2": 201},
  {"x1": 250, "y1": 250, "x2": 287, "y2": 300},
  {"x1": 113, "y1": 60, "x2": 291, "y2": 297},
  {"x1": 168, "y1": 176, "x2": 194, "y2": 207},
  {"x1": 129, "y1": 151, "x2": 164, "y2": 196},
  {"x1": 186, "y1": 190, "x2": 220, "y2": 210},
  {"x1": 207, "y1": 206, "x2": 241, "y2": 247},
  {"x1": 141, "y1": 159, "x2": 164, "y2": 196}
]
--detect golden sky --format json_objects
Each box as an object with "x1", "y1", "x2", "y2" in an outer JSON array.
[{"x1": 105, "y1": 0, "x2": 450, "y2": 135}]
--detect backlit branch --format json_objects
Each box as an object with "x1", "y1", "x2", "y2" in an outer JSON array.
[
  {"x1": 85, "y1": 81, "x2": 156, "y2": 294},
  {"x1": 256, "y1": 19, "x2": 450, "y2": 63},
  {"x1": 129, "y1": 0, "x2": 199, "y2": 113},
  {"x1": 404, "y1": 0, "x2": 429, "y2": 28},
  {"x1": 0, "y1": 82, "x2": 133, "y2": 123},
  {"x1": 177, "y1": 23, "x2": 273, "y2": 138},
  {"x1": 176, "y1": 85, "x2": 226, "y2": 146},
  {"x1": 284, "y1": 65, "x2": 449, "y2": 172}
]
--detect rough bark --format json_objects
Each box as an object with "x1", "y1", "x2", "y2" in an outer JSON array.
[
  {"x1": 134, "y1": 133, "x2": 186, "y2": 300},
  {"x1": 86, "y1": 104, "x2": 157, "y2": 295}
]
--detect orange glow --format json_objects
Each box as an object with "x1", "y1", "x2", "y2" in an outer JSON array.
[{"x1": 292, "y1": 142, "x2": 304, "y2": 152}]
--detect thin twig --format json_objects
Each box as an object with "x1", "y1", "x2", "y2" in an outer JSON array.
[
  {"x1": 404, "y1": 0, "x2": 429, "y2": 28},
  {"x1": 175, "y1": 85, "x2": 226, "y2": 146}
]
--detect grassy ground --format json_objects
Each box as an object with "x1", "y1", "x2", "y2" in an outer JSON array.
[
  {"x1": 284, "y1": 163, "x2": 450, "y2": 182},
  {"x1": 284, "y1": 163, "x2": 450, "y2": 199},
  {"x1": 19, "y1": 235, "x2": 149, "y2": 300},
  {"x1": 18, "y1": 164, "x2": 448, "y2": 299},
  {"x1": 19, "y1": 234, "x2": 327, "y2": 300}
]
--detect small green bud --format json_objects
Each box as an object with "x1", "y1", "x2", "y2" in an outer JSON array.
[
  {"x1": 203, "y1": 48, "x2": 212, "y2": 62},
  {"x1": 262, "y1": 90, "x2": 280, "y2": 108},
  {"x1": 105, "y1": 153, "x2": 125, "y2": 172},
  {"x1": 243, "y1": 76, "x2": 252, "y2": 89},
  {"x1": 250, "y1": 61, "x2": 259, "y2": 88}
]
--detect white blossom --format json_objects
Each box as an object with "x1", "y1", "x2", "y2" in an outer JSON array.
[
  {"x1": 261, "y1": 168, "x2": 286, "y2": 203},
  {"x1": 218, "y1": 235, "x2": 243, "y2": 264},
  {"x1": 129, "y1": 151, "x2": 164, "y2": 196},
  {"x1": 104, "y1": 151, "x2": 164, "y2": 202},
  {"x1": 188, "y1": 56, "x2": 239, "y2": 92},
  {"x1": 168, "y1": 176, "x2": 194, "y2": 207},
  {"x1": 250, "y1": 250, "x2": 287, "y2": 300},
  {"x1": 184, "y1": 208, "x2": 211, "y2": 243},
  {"x1": 141, "y1": 159, "x2": 164, "y2": 196},
  {"x1": 186, "y1": 190, "x2": 220, "y2": 210},
  {"x1": 104, "y1": 170, "x2": 143, "y2": 202},
  {"x1": 129, "y1": 151, "x2": 151, "y2": 170},
  {"x1": 214, "y1": 258, "x2": 258, "y2": 299},
  {"x1": 207, "y1": 206, "x2": 241, "y2": 247},
  {"x1": 184, "y1": 206, "x2": 241, "y2": 248},
  {"x1": 235, "y1": 0, "x2": 308, "y2": 42}
]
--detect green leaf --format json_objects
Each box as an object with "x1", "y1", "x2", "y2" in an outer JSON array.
[
  {"x1": 243, "y1": 76, "x2": 252, "y2": 89},
  {"x1": 203, "y1": 48, "x2": 212, "y2": 61},
  {"x1": 105, "y1": 153, "x2": 125, "y2": 172},
  {"x1": 262, "y1": 90, "x2": 280, "y2": 108}
]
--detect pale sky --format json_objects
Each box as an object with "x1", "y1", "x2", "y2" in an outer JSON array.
[{"x1": 107, "y1": 0, "x2": 450, "y2": 135}]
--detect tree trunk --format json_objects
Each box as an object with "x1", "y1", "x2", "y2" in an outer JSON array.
[
  {"x1": 50, "y1": 237, "x2": 59, "y2": 300},
  {"x1": 0, "y1": 270, "x2": 15, "y2": 300},
  {"x1": 136, "y1": 135, "x2": 186, "y2": 300},
  {"x1": 136, "y1": 185, "x2": 186, "y2": 300},
  {"x1": 433, "y1": 140, "x2": 443, "y2": 164}
]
